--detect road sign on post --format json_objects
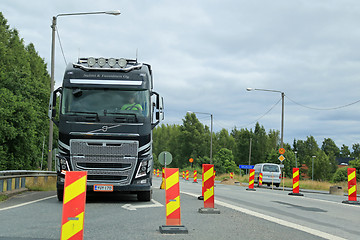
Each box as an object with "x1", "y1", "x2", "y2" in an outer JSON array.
[
  {"x1": 239, "y1": 165, "x2": 254, "y2": 169},
  {"x1": 279, "y1": 148, "x2": 285, "y2": 155},
  {"x1": 158, "y1": 151, "x2": 173, "y2": 168},
  {"x1": 278, "y1": 155, "x2": 285, "y2": 162}
]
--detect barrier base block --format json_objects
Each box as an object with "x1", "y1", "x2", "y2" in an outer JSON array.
[
  {"x1": 342, "y1": 200, "x2": 360, "y2": 205},
  {"x1": 246, "y1": 188, "x2": 256, "y2": 191},
  {"x1": 159, "y1": 225, "x2": 188, "y2": 234},
  {"x1": 289, "y1": 192, "x2": 304, "y2": 196},
  {"x1": 198, "y1": 207, "x2": 220, "y2": 214},
  {"x1": 198, "y1": 195, "x2": 204, "y2": 200}
]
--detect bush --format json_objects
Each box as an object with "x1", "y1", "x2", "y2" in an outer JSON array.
[{"x1": 332, "y1": 167, "x2": 348, "y2": 182}]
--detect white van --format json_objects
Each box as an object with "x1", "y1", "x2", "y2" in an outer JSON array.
[{"x1": 254, "y1": 163, "x2": 282, "y2": 187}]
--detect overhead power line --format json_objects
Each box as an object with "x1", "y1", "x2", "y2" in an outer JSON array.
[
  {"x1": 236, "y1": 97, "x2": 282, "y2": 129},
  {"x1": 55, "y1": 26, "x2": 67, "y2": 66},
  {"x1": 285, "y1": 95, "x2": 360, "y2": 110}
]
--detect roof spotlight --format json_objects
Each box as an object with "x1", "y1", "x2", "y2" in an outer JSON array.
[
  {"x1": 108, "y1": 58, "x2": 116, "y2": 67},
  {"x1": 88, "y1": 57, "x2": 96, "y2": 67},
  {"x1": 98, "y1": 57, "x2": 106, "y2": 67},
  {"x1": 118, "y1": 58, "x2": 127, "y2": 68}
]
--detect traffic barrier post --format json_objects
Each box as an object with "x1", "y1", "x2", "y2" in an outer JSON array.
[
  {"x1": 198, "y1": 165, "x2": 205, "y2": 200},
  {"x1": 259, "y1": 173, "x2": 263, "y2": 186},
  {"x1": 159, "y1": 168, "x2": 188, "y2": 234},
  {"x1": 289, "y1": 168, "x2": 303, "y2": 196},
  {"x1": 193, "y1": 170, "x2": 198, "y2": 183},
  {"x1": 198, "y1": 164, "x2": 220, "y2": 214},
  {"x1": 246, "y1": 169, "x2": 256, "y2": 191},
  {"x1": 186, "y1": 170, "x2": 189, "y2": 181},
  {"x1": 230, "y1": 172, "x2": 233, "y2": 179},
  {"x1": 182, "y1": 171, "x2": 185, "y2": 180},
  {"x1": 157, "y1": 169, "x2": 160, "y2": 177},
  {"x1": 60, "y1": 171, "x2": 87, "y2": 240},
  {"x1": 160, "y1": 168, "x2": 165, "y2": 189},
  {"x1": 342, "y1": 168, "x2": 360, "y2": 205}
]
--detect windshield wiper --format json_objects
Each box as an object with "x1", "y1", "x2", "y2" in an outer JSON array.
[
  {"x1": 67, "y1": 111, "x2": 100, "y2": 121},
  {"x1": 105, "y1": 112, "x2": 138, "y2": 122}
]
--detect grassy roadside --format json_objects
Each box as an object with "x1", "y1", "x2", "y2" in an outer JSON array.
[
  {"x1": 0, "y1": 176, "x2": 57, "y2": 202},
  {"x1": 25, "y1": 176, "x2": 57, "y2": 191}
]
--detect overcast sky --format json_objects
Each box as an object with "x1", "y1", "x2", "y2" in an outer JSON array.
[{"x1": 2, "y1": 0, "x2": 360, "y2": 150}]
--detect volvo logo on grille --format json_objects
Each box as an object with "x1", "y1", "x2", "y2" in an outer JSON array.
[{"x1": 102, "y1": 126, "x2": 108, "y2": 132}]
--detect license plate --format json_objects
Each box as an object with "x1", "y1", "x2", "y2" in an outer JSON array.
[{"x1": 93, "y1": 184, "x2": 113, "y2": 192}]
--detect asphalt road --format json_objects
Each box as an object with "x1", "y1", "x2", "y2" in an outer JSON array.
[{"x1": 0, "y1": 176, "x2": 358, "y2": 239}]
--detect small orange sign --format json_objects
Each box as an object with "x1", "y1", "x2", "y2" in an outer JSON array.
[
  {"x1": 189, "y1": 158, "x2": 194, "y2": 163},
  {"x1": 279, "y1": 148, "x2": 285, "y2": 155}
]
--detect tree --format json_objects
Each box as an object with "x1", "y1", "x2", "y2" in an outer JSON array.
[
  {"x1": 213, "y1": 148, "x2": 237, "y2": 174},
  {"x1": 0, "y1": 12, "x2": 50, "y2": 170},
  {"x1": 340, "y1": 144, "x2": 351, "y2": 158},
  {"x1": 351, "y1": 143, "x2": 360, "y2": 159},
  {"x1": 321, "y1": 138, "x2": 340, "y2": 157}
]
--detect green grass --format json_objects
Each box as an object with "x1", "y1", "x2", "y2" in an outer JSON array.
[
  {"x1": 0, "y1": 194, "x2": 8, "y2": 202},
  {"x1": 25, "y1": 176, "x2": 57, "y2": 191}
]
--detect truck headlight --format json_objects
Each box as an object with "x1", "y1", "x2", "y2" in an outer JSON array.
[{"x1": 135, "y1": 160, "x2": 148, "y2": 178}]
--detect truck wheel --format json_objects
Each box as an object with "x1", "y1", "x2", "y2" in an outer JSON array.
[
  {"x1": 57, "y1": 187, "x2": 64, "y2": 202},
  {"x1": 137, "y1": 190, "x2": 152, "y2": 202}
]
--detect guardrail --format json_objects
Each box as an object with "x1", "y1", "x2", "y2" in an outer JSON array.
[{"x1": 0, "y1": 170, "x2": 56, "y2": 194}]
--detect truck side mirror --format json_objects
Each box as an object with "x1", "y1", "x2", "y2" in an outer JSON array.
[
  {"x1": 151, "y1": 91, "x2": 164, "y2": 129},
  {"x1": 48, "y1": 87, "x2": 62, "y2": 126}
]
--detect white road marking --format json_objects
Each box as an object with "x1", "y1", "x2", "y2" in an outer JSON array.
[
  {"x1": 0, "y1": 195, "x2": 56, "y2": 211},
  {"x1": 122, "y1": 199, "x2": 163, "y2": 211},
  {"x1": 181, "y1": 191, "x2": 346, "y2": 240}
]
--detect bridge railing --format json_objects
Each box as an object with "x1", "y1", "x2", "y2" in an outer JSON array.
[{"x1": 0, "y1": 170, "x2": 56, "y2": 194}]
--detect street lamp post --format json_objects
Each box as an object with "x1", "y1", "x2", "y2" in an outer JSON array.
[
  {"x1": 47, "y1": 10, "x2": 121, "y2": 171},
  {"x1": 246, "y1": 88, "x2": 285, "y2": 149},
  {"x1": 187, "y1": 111, "x2": 213, "y2": 164},
  {"x1": 312, "y1": 155, "x2": 316, "y2": 181}
]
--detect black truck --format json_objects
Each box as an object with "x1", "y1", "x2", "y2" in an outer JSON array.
[{"x1": 49, "y1": 57, "x2": 164, "y2": 201}]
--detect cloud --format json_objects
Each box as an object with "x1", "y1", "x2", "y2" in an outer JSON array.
[{"x1": 1, "y1": 0, "x2": 360, "y2": 148}]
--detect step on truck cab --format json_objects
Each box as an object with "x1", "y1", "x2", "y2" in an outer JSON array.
[{"x1": 49, "y1": 57, "x2": 164, "y2": 201}]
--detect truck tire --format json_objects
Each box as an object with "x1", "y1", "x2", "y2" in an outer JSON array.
[
  {"x1": 57, "y1": 187, "x2": 64, "y2": 202},
  {"x1": 137, "y1": 190, "x2": 152, "y2": 202}
]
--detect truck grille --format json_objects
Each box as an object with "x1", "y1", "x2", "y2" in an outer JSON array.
[{"x1": 70, "y1": 139, "x2": 138, "y2": 185}]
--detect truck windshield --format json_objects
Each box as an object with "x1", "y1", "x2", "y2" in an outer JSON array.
[{"x1": 61, "y1": 88, "x2": 150, "y2": 119}]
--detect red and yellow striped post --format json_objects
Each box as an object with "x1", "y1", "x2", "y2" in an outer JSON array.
[
  {"x1": 182, "y1": 171, "x2": 185, "y2": 179},
  {"x1": 153, "y1": 169, "x2": 156, "y2": 176},
  {"x1": 60, "y1": 171, "x2": 87, "y2": 240},
  {"x1": 289, "y1": 168, "x2": 303, "y2": 196},
  {"x1": 160, "y1": 168, "x2": 165, "y2": 189},
  {"x1": 342, "y1": 168, "x2": 360, "y2": 204},
  {"x1": 197, "y1": 165, "x2": 205, "y2": 200},
  {"x1": 159, "y1": 168, "x2": 188, "y2": 234},
  {"x1": 259, "y1": 173, "x2": 263, "y2": 186},
  {"x1": 246, "y1": 169, "x2": 256, "y2": 191},
  {"x1": 157, "y1": 169, "x2": 160, "y2": 177},
  {"x1": 185, "y1": 170, "x2": 189, "y2": 181},
  {"x1": 193, "y1": 170, "x2": 198, "y2": 183},
  {"x1": 230, "y1": 172, "x2": 233, "y2": 179},
  {"x1": 199, "y1": 164, "x2": 220, "y2": 214}
]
